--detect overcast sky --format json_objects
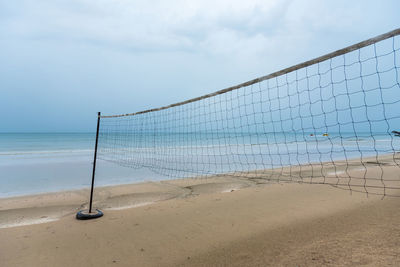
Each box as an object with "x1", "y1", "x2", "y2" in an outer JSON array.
[{"x1": 0, "y1": 0, "x2": 399, "y2": 132}]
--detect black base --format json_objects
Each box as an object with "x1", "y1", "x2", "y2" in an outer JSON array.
[{"x1": 76, "y1": 209, "x2": 103, "y2": 220}]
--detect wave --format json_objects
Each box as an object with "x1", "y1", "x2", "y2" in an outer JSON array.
[{"x1": 0, "y1": 149, "x2": 93, "y2": 156}]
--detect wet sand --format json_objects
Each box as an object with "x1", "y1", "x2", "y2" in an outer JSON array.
[
  {"x1": 0, "y1": 176, "x2": 253, "y2": 229},
  {"x1": 1, "y1": 157, "x2": 400, "y2": 266}
]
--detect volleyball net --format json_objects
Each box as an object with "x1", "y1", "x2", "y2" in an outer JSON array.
[{"x1": 97, "y1": 29, "x2": 400, "y2": 196}]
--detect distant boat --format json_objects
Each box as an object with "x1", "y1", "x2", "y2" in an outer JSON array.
[
  {"x1": 392, "y1": 130, "x2": 400, "y2": 137},
  {"x1": 322, "y1": 133, "x2": 329, "y2": 136}
]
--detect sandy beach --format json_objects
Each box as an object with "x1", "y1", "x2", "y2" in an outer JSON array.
[
  {"x1": 2, "y1": 3, "x2": 399, "y2": 266},
  {"x1": 1, "y1": 159, "x2": 400, "y2": 267}
]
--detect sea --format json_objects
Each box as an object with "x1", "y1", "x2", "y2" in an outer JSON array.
[
  {"x1": 0, "y1": 133, "x2": 166, "y2": 198},
  {"x1": 0, "y1": 132, "x2": 398, "y2": 198}
]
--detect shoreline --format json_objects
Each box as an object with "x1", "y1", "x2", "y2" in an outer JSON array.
[
  {"x1": 2, "y1": 152, "x2": 400, "y2": 229},
  {"x1": 1, "y1": 134, "x2": 399, "y2": 198},
  {"x1": 2, "y1": 150, "x2": 399, "y2": 198}
]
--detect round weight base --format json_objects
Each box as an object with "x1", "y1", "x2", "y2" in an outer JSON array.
[{"x1": 76, "y1": 209, "x2": 103, "y2": 220}]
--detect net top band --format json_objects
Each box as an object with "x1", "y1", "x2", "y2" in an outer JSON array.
[{"x1": 101, "y1": 28, "x2": 400, "y2": 119}]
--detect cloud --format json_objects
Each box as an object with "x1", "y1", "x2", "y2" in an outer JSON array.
[
  {"x1": 2, "y1": 0, "x2": 398, "y2": 53},
  {"x1": 1, "y1": 0, "x2": 399, "y2": 77},
  {"x1": 0, "y1": 0, "x2": 399, "y2": 131},
  {"x1": 1, "y1": 1, "x2": 290, "y2": 52}
]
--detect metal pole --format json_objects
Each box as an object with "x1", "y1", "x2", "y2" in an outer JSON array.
[{"x1": 89, "y1": 112, "x2": 101, "y2": 213}]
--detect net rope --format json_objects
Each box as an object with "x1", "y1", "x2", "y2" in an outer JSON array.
[{"x1": 98, "y1": 29, "x2": 400, "y2": 196}]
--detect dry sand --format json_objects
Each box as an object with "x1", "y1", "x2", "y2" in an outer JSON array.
[{"x1": 1, "y1": 162, "x2": 400, "y2": 266}]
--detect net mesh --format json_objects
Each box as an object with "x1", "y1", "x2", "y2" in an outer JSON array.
[{"x1": 98, "y1": 30, "x2": 400, "y2": 196}]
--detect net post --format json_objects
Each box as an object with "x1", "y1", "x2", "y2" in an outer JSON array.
[
  {"x1": 76, "y1": 112, "x2": 103, "y2": 220},
  {"x1": 89, "y1": 112, "x2": 101, "y2": 213}
]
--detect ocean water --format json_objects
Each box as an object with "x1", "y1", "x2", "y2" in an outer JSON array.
[
  {"x1": 0, "y1": 132, "x2": 399, "y2": 197},
  {"x1": 0, "y1": 133, "x2": 165, "y2": 197}
]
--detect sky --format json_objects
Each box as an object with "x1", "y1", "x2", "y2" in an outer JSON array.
[{"x1": 0, "y1": 0, "x2": 399, "y2": 132}]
